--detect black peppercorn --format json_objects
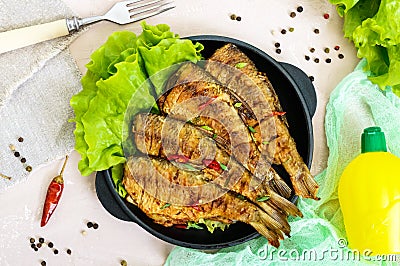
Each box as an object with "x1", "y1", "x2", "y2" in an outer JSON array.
[
  {"x1": 314, "y1": 28, "x2": 320, "y2": 34},
  {"x1": 326, "y1": 58, "x2": 332, "y2": 63},
  {"x1": 297, "y1": 6, "x2": 304, "y2": 12},
  {"x1": 87, "y1": 222, "x2": 93, "y2": 228},
  {"x1": 338, "y1": 54, "x2": 344, "y2": 59},
  {"x1": 93, "y1": 223, "x2": 99, "y2": 229},
  {"x1": 67, "y1": 249, "x2": 72, "y2": 255},
  {"x1": 14, "y1": 152, "x2": 20, "y2": 157},
  {"x1": 274, "y1": 42, "x2": 280, "y2": 48},
  {"x1": 309, "y1": 76, "x2": 315, "y2": 82},
  {"x1": 39, "y1": 238, "x2": 44, "y2": 243},
  {"x1": 290, "y1": 12, "x2": 296, "y2": 18},
  {"x1": 41, "y1": 261, "x2": 47, "y2": 266},
  {"x1": 310, "y1": 48, "x2": 315, "y2": 53},
  {"x1": 18, "y1": 137, "x2": 24, "y2": 142},
  {"x1": 281, "y1": 29, "x2": 287, "y2": 34},
  {"x1": 48, "y1": 242, "x2": 54, "y2": 248},
  {"x1": 305, "y1": 55, "x2": 310, "y2": 61},
  {"x1": 276, "y1": 49, "x2": 281, "y2": 54},
  {"x1": 54, "y1": 249, "x2": 59, "y2": 255},
  {"x1": 30, "y1": 238, "x2": 35, "y2": 243},
  {"x1": 236, "y1": 16, "x2": 241, "y2": 21},
  {"x1": 21, "y1": 157, "x2": 26, "y2": 163},
  {"x1": 314, "y1": 58, "x2": 320, "y2": 63},
  {"x1": 37, "y1": 243, "x2": 42, "y2": 248},
  {"x1": 31, "y1": 244, "x2": 36, "y2": 249}
]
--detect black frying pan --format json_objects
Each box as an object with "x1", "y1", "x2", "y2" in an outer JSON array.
[{"x1": 95, "y1": 35, "x2": 317, "y2": 249}]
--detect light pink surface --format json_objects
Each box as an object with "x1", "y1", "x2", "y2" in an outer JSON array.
[{"x1": 0, "y1": 1, "x2": 360, "y2": 265}]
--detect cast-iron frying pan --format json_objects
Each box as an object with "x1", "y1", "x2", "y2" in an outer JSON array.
[{"x1": 95, "y1": 35, "x2": 317, "y2": 249}]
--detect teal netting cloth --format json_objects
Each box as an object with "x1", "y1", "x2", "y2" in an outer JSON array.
[{"x1": 165, "y1": 60, "x2": 400, "y2": 266}]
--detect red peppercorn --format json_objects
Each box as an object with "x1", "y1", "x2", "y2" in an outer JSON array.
[
  {"x1": 334, "y1": 45, "x2": 340, "y2": 51},
  {"x1": 323, "y1": 13, "x2": 330, "y2": 19}
]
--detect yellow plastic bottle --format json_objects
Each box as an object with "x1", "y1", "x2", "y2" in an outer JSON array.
[{"x1": 338, "y1": 127, "x2": 400, "y2": 255}]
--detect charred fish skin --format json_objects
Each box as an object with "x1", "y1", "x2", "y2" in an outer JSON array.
[
  {"x1": 133, "y1": 113, "x2": 301, "y2": 221},
  {"x1": 205, "y1": 44, "x2": 319, "y2": 200},
  {"x1": 158, "y1": 62, "x2": 292, "y2": 198},
  {"x1": 123, "y1": 156, "x2": 284, "y2": 247}
]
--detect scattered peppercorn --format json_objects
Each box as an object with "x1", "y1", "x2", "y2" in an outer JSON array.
[
  {"x1": 26, "y1": 166, "x2": 32, "y2": 172},
  {"x1": 48, "y1": 242, "x2": 54, "y2": 248},
  {"x1": 9, "y1": 144, "x2": 16, "y2": 151},
  {"x1": 230, "y1": 14, "x2": 236, "y2": 20},
  {"x1": 81, "y1": 230, "x2": 87, "y2": 236},
  {"x1": 338, "y1": 53, "x2": 344, "y2": 59},
  {"x1": 39, "y1": 237, "x2": 44, "y2": 243},
  {"x1": 18, "y1": 137, "x2": 24, "y2": 142},
  {"x1": 305, "y1": 55, "x2": 310, "y2": 61},
  {"x1": 326, "y1": 58, "x2": 332, "y2": 63},
  {"x1": 281, "y1": 29, "x2": 287, "y2": 34},
  {"x1": 274, "y1": 42, "x2": 280, "y2": 48},
  {"x1": 334, "y1": 45, "x2": 340, "y2": 51},
  {"x1": 290, "y1": 12, "x2": 296, "y2": 18},
  {"x1": 121, "y1": 260, "x2": 128, "y2": 266},
  {"x1": 323, "y1": 13, "x2": 330, "y2": 19},
  {"x1": 67, "y1": 249, "x2": 72, "y2": 255},
  {"x1": 34, "y1": 247, "x2": 38, "y2": 252},
  {"x1": 93, "y1": 223, "x2": 99, "y2": 229},
  {"x1": 324, "y1": 48, "x2": 330, "y2": 53},
  {"x1": 14, "y1": 152, "x2": 20, "y2": 157},
  {"x1": 276, "y1": 49, "x2": 281, "y2": 54},
  {"x1": 314, "y1": 28, "x2": 320, "y2": 34},
  {"x1": 31, "y1": 244, "x2": 36, "y2": 249},
  {"x1": 37, "y1": 243, "x2": 42, "y2": 248},
  {"x1": 236, "y1": 16, "x2": 241, "y2": 21},
  {"x1": 21, "y1": 157, "x2": 26, "y2": 163},
  {"x1": 87, "y1": 222, "x2": 93, "y2": 228},
  {"x1": 30, "y1": 238, "x2": 35, "y2": 243},
  {"x1": 41, "y1": 261, "x2": 46, "y2": 266},
  {"x1": 54, "y1": 249, "x2": 59, "y2": 255},
  {"x1": 310, "y1": 48, "x2": 315, "y2": 53},
  {"x1": 297, "y1": 6, "x2": 304, "y2": 12},
  {"x1": 309, "y1": 76, "x2": 315, "y2": 82},
  {"x1": 289, "y1": 27, "x2": 294, "y2": 32},
  {"x1": 314, "y1": 58, "x2": 320, "y2": 63}
]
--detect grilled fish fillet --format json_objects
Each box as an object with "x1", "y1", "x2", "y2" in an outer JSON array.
[
  {"x1": 133, "y1": 113, "x2": 302, "y2": 225},
  {"x1": 204, "y1": 44, "x2": 319, "y2": 199},
  {"x1": 158, "y1": 62, "x2": 292, "y2": 198},
  {"x1": 123, "y1": 156, "x2": 285, "y2": 247}
]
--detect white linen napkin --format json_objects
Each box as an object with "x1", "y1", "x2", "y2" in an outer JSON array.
[{"x1": 0, "y1": 0, "x2": 82, "y2": 192}]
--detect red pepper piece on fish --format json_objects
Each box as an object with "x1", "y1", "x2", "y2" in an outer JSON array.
[
  {"x1": 40, "y1": 155, "x2": 68, "y2": 227},
  {"x1": 202, "y1": 159, "x2": 221, "y2": 171}
]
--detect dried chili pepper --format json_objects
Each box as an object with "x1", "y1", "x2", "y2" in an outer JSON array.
[
  {"x1": 40, "y1": 155, "x2": 68, "y2": 227},
  {"x1": 202, "y1": 159, "x2": 221, "y2": 171},
  {"x1": 174, "y1": 224, "x2": 188, "y2": 229}
]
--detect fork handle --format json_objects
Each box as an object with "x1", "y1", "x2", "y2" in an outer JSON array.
[{"x1": 0, "y1": 19, "x2": 69, "y2": 54}]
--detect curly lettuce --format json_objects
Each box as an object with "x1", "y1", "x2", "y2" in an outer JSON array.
[
  {"x1": 330, "y1": 0, "x2": 400, "y2": 96},
  {"x1": 70, "y1": 22, "x2": 204, "y2": 185}
]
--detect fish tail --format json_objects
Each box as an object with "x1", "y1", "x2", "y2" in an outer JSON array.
[
  {"x1": 257, "y1": 205, "x2": 290, "y2": 236},
  {"x1": 249, "y1": 222, "x2": 281, "y2": 248},
  {"x1": 292, "y1": 167, "x2": 320, "y2": 200}
]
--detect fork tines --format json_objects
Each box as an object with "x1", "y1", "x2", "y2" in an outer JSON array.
[{"x1": 126, "y1": 0, "x2": 175, "y2": 21}]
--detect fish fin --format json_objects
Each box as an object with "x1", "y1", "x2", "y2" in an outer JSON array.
[
  {"x1": 257, "y1": 206, "x2": 290, "y2": 237},
  {"x1": 270, "y1": 177, "x2": 292, "y2": 199},
  {"x1": 250, "y1": 222, "x2": 281, "y2": 248},
  {"x1": 269, "y1": 191, "x2": 303, "y2": 218}
]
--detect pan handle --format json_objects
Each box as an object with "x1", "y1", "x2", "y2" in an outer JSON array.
[
  {"x1": 95, "y1": 170, "x2": 133, "y2": 222},
  {"x1": 279, "y1": 62, "x2": 317, "y2": 118}
]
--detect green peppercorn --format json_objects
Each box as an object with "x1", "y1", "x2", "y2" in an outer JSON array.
[
  {"x1": 121, "y1": 260, "x2": 128, "y2": 266},
  {"x1": 26, "y1": 166, "x2": 32, "y2": 172},
  {"x1": 324, "y1": 48, "x2": 330, "y2": 53},
  {"x1": 289, "y1": 27, "x2": 294, "y2": 32},
  {"x1": 230, "y1": 14, "x2": 237, "y2": 20}
]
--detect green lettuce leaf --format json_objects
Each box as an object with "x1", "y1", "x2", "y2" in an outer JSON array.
[
  {"x1": 330, "y1": 0, "x2": 400, "y2": 97},
  {"x1": 70, "y1": 22, "x2": 203, "y2": 194}
]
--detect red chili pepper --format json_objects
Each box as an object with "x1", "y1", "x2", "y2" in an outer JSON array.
[
  {"x1": 202, "y1": 159, "x2": 221, "y2": 171},
  {"x1": 272, "y1": 111, "x2": 286, "y2": 116},
  {"x1": 167, "y1": 154, "x2": 189, "y2": 163},
  {"x1": 198, "y1": 96, "x2": 217, "y2": 110},
  {"x1": 192, "y1": 205, "x2": 201, "y2": 211},
  {"x1": 174, "y1": 224, "x2": 188, "y2": 229},
  {"x1": 40, "y1": 155, "x2": 68, "y2": 227}
]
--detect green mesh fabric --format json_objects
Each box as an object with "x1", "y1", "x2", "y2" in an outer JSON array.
[{"x1": 165, "y1": 60, "x2": 400, "y2": 266}]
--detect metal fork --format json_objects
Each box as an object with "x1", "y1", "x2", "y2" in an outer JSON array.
[{"x1": 0, "y1": 0, "x2": 175, "y2": 54}]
